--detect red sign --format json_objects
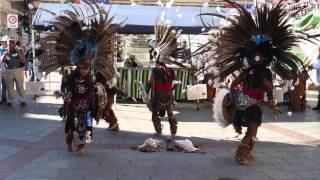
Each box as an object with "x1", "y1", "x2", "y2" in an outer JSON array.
[
  {"x1": 7, "y1": 14, "x2": 18, "y2": 29},
  {"x1": 8, "y1": 15, "x2": 17, "y2": 24}
]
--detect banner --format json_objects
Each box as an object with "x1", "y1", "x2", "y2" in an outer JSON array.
[
  {"x1": 287, "y1": 0, "x2": 320, "y2": 18},
  {"x1": 186, "y1": 84, "x2": 207, "y2": 100}
]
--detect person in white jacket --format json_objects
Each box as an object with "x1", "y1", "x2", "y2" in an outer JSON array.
[{"x1": 309, "y1": 48, "x2": 320, "y2": 110}]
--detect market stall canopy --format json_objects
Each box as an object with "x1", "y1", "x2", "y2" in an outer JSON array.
[{"x1": 32, "y1": 3, "x2": 232, "y2": 34}]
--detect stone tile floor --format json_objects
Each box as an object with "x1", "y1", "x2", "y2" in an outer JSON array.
[{"x1": 0, "y1": 93, "x2": 319, "y2": 180}]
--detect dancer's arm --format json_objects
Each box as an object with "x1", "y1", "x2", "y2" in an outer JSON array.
[
  {"x1": 147, "y1": 72, "x2": 155, "y2": 94},
  {"x1": 230, "y1": 71, "x2": 245, "y2": 94},
  {"x1": 263, "y1": 69, "x2": 273, "y2": 101},
  {"x1": 170, "y1": 69, "x2": 179, "y2": 90},
  {"x1": 110, "y1": 86, "x2": 128, "y2": 97}
]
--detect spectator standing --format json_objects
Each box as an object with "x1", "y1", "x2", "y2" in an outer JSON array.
[
  {"x1": 181, "y1": 41, "x2": 191, "y2": 64},
  {"x1": 15, "y1": 41, "x2": 25, "y2": 54},
  {"x1": 2, "y1": 40, "x2": 26, "y2": 106},
  {"x1": 0, "y1": 47, "x2": 6, "y2": 104},
  {"x1": 309, "y1": 47, "x2": 320, "y2": 110},
  {"x1": 125, "y1": 55, "x2": 141, "y2": 68},
  {"x1": 0, "y1": 42, "x2": 7, "y2": 103},
  {"x1": 0, "y1": 43, "x2": 5, "y2": 55}
]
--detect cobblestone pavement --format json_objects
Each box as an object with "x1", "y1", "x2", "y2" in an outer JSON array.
[{"x1": 0, "y1": 92, "x2": 319, "y2": 180}]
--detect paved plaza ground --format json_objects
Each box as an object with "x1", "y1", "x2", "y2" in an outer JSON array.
[{"x1": 0, "y1": 91, "x2": 320, "y2": 180}]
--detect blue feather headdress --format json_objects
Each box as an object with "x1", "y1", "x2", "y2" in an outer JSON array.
[
  {"x1": 199, "y1": 0, "x2": 313, "y2": 80},
  {"x1": 39, "y1": 1, "x2": 125, "y2": 82}
]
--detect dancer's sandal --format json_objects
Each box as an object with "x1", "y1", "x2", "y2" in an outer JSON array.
[
  {"x1": 235, "y1": 143, "x2": 251, "y2": 165},
  {"x1": 108, "y1": 123, "x2": 119, "y2": 131}
]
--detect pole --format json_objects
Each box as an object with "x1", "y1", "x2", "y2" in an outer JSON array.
[
  {"x1": 0, "y1": 11, "x2": 2, "y2": 36},
  {"x1": 31, "y1": 28, "x2": 37, "y2": 108},
  {"x1": 24, "y1": 0, "x2": 31, "y2": 44},
  {"x1": 113, "y1": 34, "x2": 118, "y2": 112},
  {"x1": 188, "y1": 34, "x2": 199, "y2": 110},
  {"x1": 32, "y1": 28, "x2": 35, "y2": 81}
]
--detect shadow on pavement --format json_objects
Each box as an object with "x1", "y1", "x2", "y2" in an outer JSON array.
[{"x1": 1, "y1": 95, "x2": 320, "y2": 180}]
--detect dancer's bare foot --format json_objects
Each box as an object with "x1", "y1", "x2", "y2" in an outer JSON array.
[
  {"x1": 76, "y1": 147, "x2": 85, "y2": 156},
  {"x1": 153, "y1": 132, "x2": 162, "y2": 137},
  {"x1": 108, "y1": 123, "x2": 119, "y2": 132},
  {"x1": 171, "y1": 134, "x2": 176, "y2": 139},
  {"x1": 67, "y1": 144, "x2": 73, "y2": 152},
  {"x1": 233, "y1": 124, "x2": 242, "y2": 134}
]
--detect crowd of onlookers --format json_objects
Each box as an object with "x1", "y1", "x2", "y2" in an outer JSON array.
[{"x1": 0, "y1": 39, "x2": 27, "y2": 106}]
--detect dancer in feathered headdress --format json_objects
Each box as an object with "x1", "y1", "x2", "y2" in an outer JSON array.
[
  {"x1": 145, "y1": 22, "x2": 184, "y2": 138},
  {"x1": 200, "y1": 0, "x2": 311, "y2": 165},
  {"x1": 39, "y1": 1, "x2": 123, "y2": 155}
]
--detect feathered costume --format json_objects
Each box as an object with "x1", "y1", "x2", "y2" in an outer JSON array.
[
  {"x1": 200, "y1": 0, "x2": 311, "y2": 165},
  {"x1": 38, "y1": 2, "x2": 123, "y2": 152},
  {"x1": 149, "y1": 23, "x2": 185, "y2": 66},
  {"x1": 146, "y1": 22, "x2": 184, "y2": 137},
  {"x1": 39, "y1": 2, "x2": 121, "y2": 83}
]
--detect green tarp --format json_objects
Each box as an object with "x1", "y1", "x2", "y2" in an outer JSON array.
[
  {"x1": 294, "y1": 12, "x2": 320, "y2": 32},
  {"x1": 289, "y1": 12, "x2": 320, "y2": 66},
  {"x1": 117, "y1": 68, "x2": 191, "y2": 101}
]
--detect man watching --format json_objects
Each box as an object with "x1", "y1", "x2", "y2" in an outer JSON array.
[{"x1": 2, "y1": 40, "x2": 26, "y2": 106}]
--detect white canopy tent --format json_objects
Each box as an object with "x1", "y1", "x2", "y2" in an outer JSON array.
[{"x1": 32, "y1": 3, "x2": 231, "y2": 34}]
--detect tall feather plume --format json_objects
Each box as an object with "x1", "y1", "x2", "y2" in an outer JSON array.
[
  {"x1": 39, "y1": 1, "x2": 123, "y2": 84},
  {"x1": 151, "y1": 20, "x2": 184, "y2": 66},
  {"x1": 91, "y1": 5, "x2": 123, "y2": 84},
  {"x1": 197, "y1": 0, "x2": 312, "y2": 82}
]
